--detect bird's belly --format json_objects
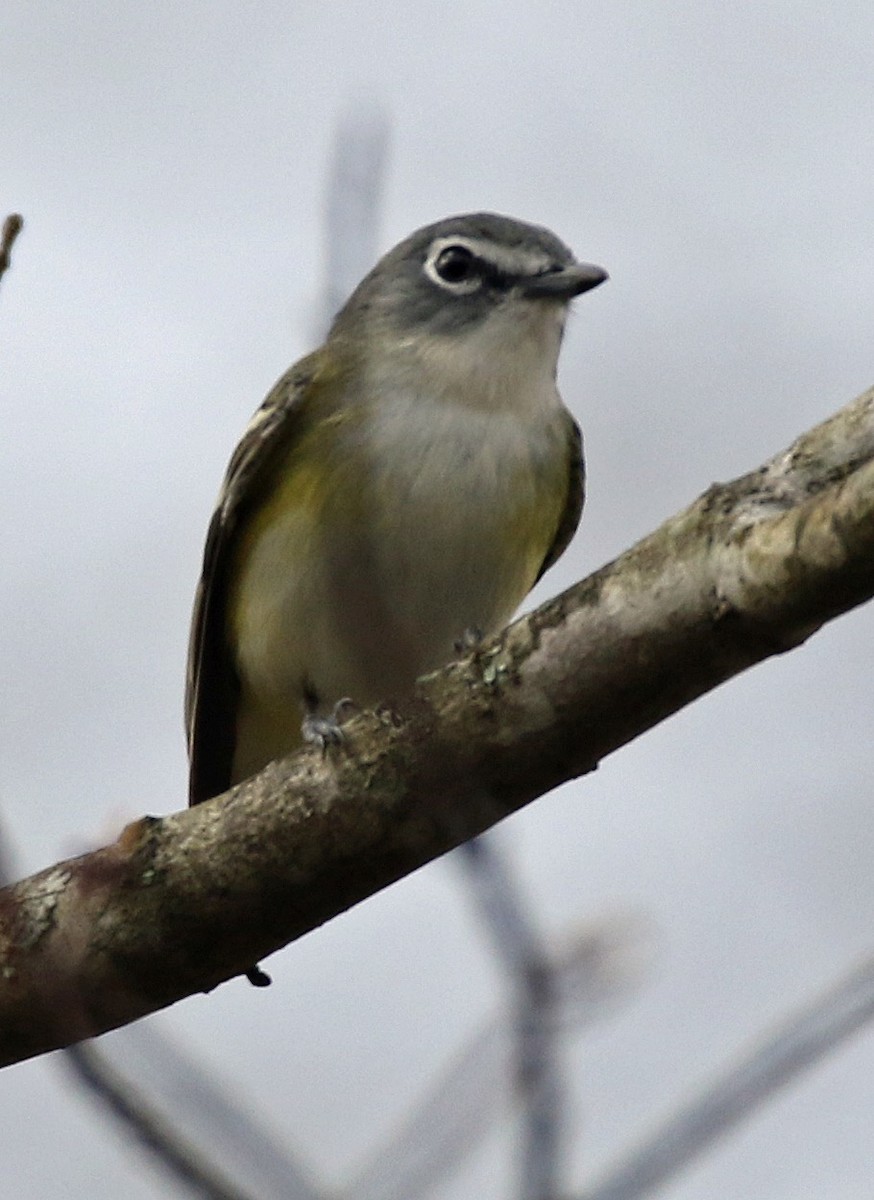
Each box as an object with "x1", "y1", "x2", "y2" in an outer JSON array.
[{"x1": 229, "y1": 400, "x2": 566, "y2": 773}]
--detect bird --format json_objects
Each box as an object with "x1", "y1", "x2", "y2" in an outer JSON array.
[{"x1": 185, "y1": 213, "x2": 606, "y2": 980}]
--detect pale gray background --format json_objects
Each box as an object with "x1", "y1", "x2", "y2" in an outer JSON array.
[{"x1": 3, "y1": 2, "x2": 874, "y2": 1197}]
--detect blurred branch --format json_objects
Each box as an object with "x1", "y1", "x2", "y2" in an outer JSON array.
[
  {"x1": 458, "y1": 837, "x2": 564, "y2": 1200},
  {"x1": 65, "y1": 1025, "x2": 326, "y2": 1200},
  {"x1": 1, "y1": 384, "x2": 874, "y2": 1066},
  {"x1": 320, "y1": 101, "x2": 389, "y2": 329},
  {"x1": 0, "y1": 213, "x2": 23, "y2": 287},
  {"x1": 577, "y1": 955, "x2": 874, "y2": 1200},
  {"x1": 346, "y1": 917, "x2": 647, "y2": 1200},
  {"x1": 66, "y1": 1042, "x2": 257, "y2": 1200}
]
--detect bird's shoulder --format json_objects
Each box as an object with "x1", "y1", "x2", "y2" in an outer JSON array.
[{"x1": 215, "y1": 349, "x2": 337, "y2": 524}]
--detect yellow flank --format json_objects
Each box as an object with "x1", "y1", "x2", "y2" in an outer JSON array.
[{"x1": 225, "y1": 405, "x2": 368, "y2": 780}]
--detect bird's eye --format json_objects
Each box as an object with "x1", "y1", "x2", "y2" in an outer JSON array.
[{"x1": 434, "y1": 244, "x2": 477, "y2": 284}]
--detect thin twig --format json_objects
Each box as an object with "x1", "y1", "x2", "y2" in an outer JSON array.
[
  {"x1": 66, "y1": 1024, "x2": 326, "y2": 1200},
  {"x1": 579, "y1": 956, "x2": 874, "y2": 1200},
  {"x1": 65, "y1": 1043, "x2": 258, "y2": 1200},
  {"x1": 346, "y1": 918, "x2": 646, "y2": 1200},
  {"x1": 459, "y1": 838, "x2": 565, "y2": 1200},
  {"x1": 320, "y1": 101, "x2": 389, "y2": 331},
  {"x1": 0, "y1": 213, "x2": 24, "y2": 286}
]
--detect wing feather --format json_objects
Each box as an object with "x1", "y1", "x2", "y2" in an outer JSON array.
[{"x1": 185, "y1": 355, "x2": 319, "y2": 804}]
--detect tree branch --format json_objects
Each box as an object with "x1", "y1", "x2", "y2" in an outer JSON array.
[{"x1": 1, "y1": 385, "x2": 873, "y2": 1068}]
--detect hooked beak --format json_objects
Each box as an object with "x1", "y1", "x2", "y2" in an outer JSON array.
[{"x1": 521, "y1": 261, "x2": 608, "y2": 300}]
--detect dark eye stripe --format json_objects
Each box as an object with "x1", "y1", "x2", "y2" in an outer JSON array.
[
  {"x1": 479, "y1": 260, "x2": 514, "y2": 290},
  {"x1": 426, "y1": 240, "x2": 530, "y2": 295}
]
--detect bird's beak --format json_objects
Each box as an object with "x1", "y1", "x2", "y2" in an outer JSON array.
[{"x1": 521, "y1": 261, "x2": 609, "y2": 299}]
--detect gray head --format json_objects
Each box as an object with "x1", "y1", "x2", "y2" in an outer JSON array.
[{"x1": 329, "y1": 212, "x2": 607, "y2": 343}]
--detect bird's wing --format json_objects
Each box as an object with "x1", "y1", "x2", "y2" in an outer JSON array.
[
  {"x1": 535, "y1": 412, "x2": 585, "y2": 582},
  {"x1": 185, "y1": 354, "x2": 320, "y2": 805}
]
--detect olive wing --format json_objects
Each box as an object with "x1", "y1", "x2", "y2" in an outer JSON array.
[
  {"x1": 185, "y1": 358, "x2": 318, "y2": 805},
  {"x1": 535, "y1": 413, "x2": 585, "y2": 583}
]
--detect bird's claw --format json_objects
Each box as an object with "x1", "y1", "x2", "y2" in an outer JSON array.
[
  {"x1": 302, "y1": 697, "x2": 355, "y2": 754},
  {"x1": 454, "y1": 626, "x2": 484, "y2": 655}
]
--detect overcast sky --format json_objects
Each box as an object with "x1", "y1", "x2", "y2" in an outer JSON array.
[{"x1": 3, "y1": 3, "x2": 874, "y2": 1198}]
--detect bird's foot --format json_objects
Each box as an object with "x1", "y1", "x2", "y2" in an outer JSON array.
[
  {"x1": 302, "y1": 697, "x2": 355, "y2": 754},
  {"x1": 454, "y1": 626, "x2": 484, "y2": 655}
]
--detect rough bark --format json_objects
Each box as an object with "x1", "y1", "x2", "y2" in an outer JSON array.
[{"x1": 1, "y1": 384, "x2": 873, "y2": 1068}]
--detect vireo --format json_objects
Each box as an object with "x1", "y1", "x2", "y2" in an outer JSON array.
[{"x1": 186, "y1": 212, "x2": 607, "y2": 806}]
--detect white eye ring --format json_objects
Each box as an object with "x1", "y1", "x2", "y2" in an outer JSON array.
[{"x1": 423, "y1": 240, "x2": 483, "y2": 294}]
